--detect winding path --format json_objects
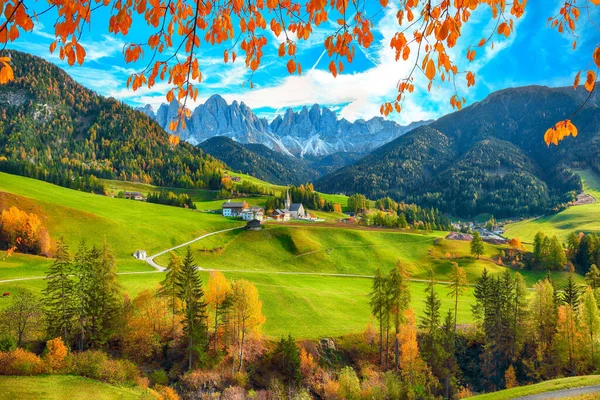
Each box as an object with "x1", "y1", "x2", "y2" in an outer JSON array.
[
  {"x1": 514, "y1": 385, "x2": 600, "y2": 399},
  {"x1": 145, "y1": 226, "x2": 242, "y2": 271}
]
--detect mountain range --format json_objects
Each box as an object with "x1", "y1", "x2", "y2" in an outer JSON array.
[
  {"x1": 139, "y1": 96, "x2": 429, "y2": 158},
  {"x1": 316, "y1": 85, "x2": 600, "y2": 217}
]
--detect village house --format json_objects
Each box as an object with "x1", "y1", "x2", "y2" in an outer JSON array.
[
  {"x1": 272, "y1": 209, "x2": 290, "y2": 221},
  {"x1": 222, "y1": 200, "x2": 249, "y2": 217},
  {"x1": 246, "y1": 219, "x2": 262, "y2": 231},
  {"x1": 133, "y1": 250, "x2": 147, "y2": 260},
  {"x1": 124, "y1": 191, "x2": 144, "y2": 200},
  {"x1": 241, "y1": 206, "x2": 264, "y2": 221}
]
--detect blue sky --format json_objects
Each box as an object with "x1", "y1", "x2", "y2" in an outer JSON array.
[{"x1": 8, "y1": 2, "x2": 600, "y2": 125}]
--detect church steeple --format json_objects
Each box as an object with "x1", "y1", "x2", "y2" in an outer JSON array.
[{"x1": 285, "y1": 188, "x2": 291, "y2": 210}]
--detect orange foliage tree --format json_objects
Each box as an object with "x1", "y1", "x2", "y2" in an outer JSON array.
[
  {"x1": 0, "y1": 206, "x2": 50, "y2": 256},
  {"x1": 0, "y1": 0, "x2": 598, "y2": 142}
]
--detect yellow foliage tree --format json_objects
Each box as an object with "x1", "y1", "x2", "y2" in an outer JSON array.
[
  {"x1": 205, "y1": 271, "x2": 232, "y2": 352},
  {"x1": 44, "y1": 337, "x2": 68, "y2": 372},
  {"x1": 230, "y1": 279, "x2": 265, "y2": 373}
]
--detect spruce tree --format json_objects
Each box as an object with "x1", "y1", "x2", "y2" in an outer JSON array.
[
  {"x1": 73, "y1": 240, "x2": 91, "y2": 350},
  {"x1": 159, "y1": 252, "x2": 183, "y2": 336},
  {"x1": 562, "y1": 272, "x2": 581, "y2": 311},
  {"x1": 43, "y1": 238, "x2": 75, "y2": 342},
  {"x1": 369, "y1": 268, "x2": 387, "y2": 366},
  {"x1": 387, "y1": 262, "x2": 411, "y2": 370},
  {"x1": 419, "y1": 271, "x2": 444, "y2": 380},
  {"x1": 470, "y1": 231, "x2": 485, "y2": 259},
  {"x1": 177, "y1": 246, "x2": 208, "y2": 370}
]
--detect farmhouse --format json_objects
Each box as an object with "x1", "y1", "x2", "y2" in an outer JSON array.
[
  {"x1": 222, "y1": 200, "x2": 249, "y2": 217},
  {"x1": 246, "y1": 219, "x2": 262, "y2": 231},
  {"x1": 124, "y1": 191, "x2": 144, "y2": 200},
  {"x1": 272, "y1": 209, "x2": 290, "y2": 221},
  {"x1": 133, "y1": 250, "x2": 147, "y2": 260},
  {"x1": 241, "y1": 206, "x2": 264, "y2": 221}
]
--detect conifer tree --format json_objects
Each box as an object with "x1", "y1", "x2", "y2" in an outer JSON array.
[
  {"x1": 585, "y1": 264, "x2": 600, "y2": 290},
  {"x1": 472, "y1": 267, "x2": 491, "y2": 329},
  {"x1": 159, "y1": 252, "x2": 183, "y2": 336},
  {"x1": 448, "y1": 262, "x2": 468, "y2": 338},
  {"x1": 43, "y1": 238, "x2": 75, "y2": 342},
  {"x1": 419, "y1": 271, "x2": 445, "y2": 382},
  {"x1": 369, "y1": 268, "x2": 387, "y2": 366},
  {"x1": 387, "y1": 262, "x2": 411, "y2": 370},
  {"x1": 177, "y1": 246, "x2": 208, "y2": 370},
  {"x1": 73, "y1": 240, "x2": 91, "y2": 350},
  {"x1": 562, "y1": 272, "x2": 581, "y2": 311},
  {"x1": 470, "y1": 232, "x2": 485, "y2": 259}
]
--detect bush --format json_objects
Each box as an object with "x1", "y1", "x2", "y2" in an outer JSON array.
[
  {"x1": 0, "y1": 348, "x2": 46, "y2": 375},
  {"x1": 67, "y1": 350, "x2": 140, "y2": 385},
  {"x1": 150, "y1": 369, "x2": 169, "y2": 386},
  {"x1": 44, "y1": 337, "x2": 68, "y2": 371},
  {"x1": 0, "y1": 334, "x2": 16, "y2": 352},
  {"x1": 155, "y1": 385, "x2": 180, "y2": 400},
  {"x1": 337, "y1": 366, "x2": 361, "y2": 400}
]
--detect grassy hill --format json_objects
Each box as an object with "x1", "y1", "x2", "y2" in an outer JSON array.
[
  {"x1": 0, "y1": 375, "x2": 152, "y2": 400},
  {"x1": 0, "y1": 172, "x2": 583, "y2": 338},
  {"x1": 505, "y1": 170, "x2": 600, "y2": 242},
  {"x1": 0, "y1": 172, "x2": 243, "y2": 272}
]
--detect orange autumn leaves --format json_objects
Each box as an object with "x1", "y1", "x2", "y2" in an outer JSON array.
[
  {"x1": 546, "y1": 45, "x2": 600, "y2": 146},
  {"x1": 0, "y1": 57, "x2": 13, "y2": 84}
]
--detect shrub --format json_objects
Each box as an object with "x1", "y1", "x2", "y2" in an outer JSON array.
[
  {"x1": 337, "y1": 366, "x2": 361, "y2": 400},
  {"x1": 222, "y1": 386, "x2": 246, "y2": 400},
  {"x1": 0, "y1": 334, "x2": 16, "y2": 352},
  {"x1": 44, "y1": 337, "x2": 68, "y2": 371},
  {"x1": 0, "y1": 348, "x2": 46, "y2": 375},
  {"x1": 67, "y1": 350, "x2": 140, "y2": 385},
  {"x1": 150, "y1": 369, "x2": 169, "y2": 386},
  {"x1": 155, "y1": 385, "x2": 180, "y2": 400}
]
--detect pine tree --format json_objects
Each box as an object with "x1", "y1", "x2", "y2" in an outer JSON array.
[
  {"x1": 387, "y1": 262, "x2": 411, "y2": 370},
  {"x1": 549, "y1": 236, "x2": 567, "y2": 270},
  {"x1": 470, "y1": 231, "x2": 485, "y2": 259},
  {"x1": 159, "y1": 252, "x2": 183, "y2": 337},
  {"x1": 419, "y1": 271, "x2": 444, "y2": 382},
  {"x1": 562, "y1": 272, "x2": 581, "y2": 311},
  {"x1": 177, "y1": 246, "x2": 208, "y2": 370},
  {"x1": 43, "y1": 238, "x2": 75, "y2": 342},
  {"x1": 85, "y1": 240, "x2": 121, "y2": 347},
  {"x1": 73, "y1": 240, "x2": 91, "y2": 350},
  {"x1": 369, "y1": 268, "x2": 387, "y2": 366},
  {"x1": 472, "y1": 267, "x2": 491, "y2": 329},
  {"x1": 448, "y1": 262, "x2": 468, "y2": 339}
]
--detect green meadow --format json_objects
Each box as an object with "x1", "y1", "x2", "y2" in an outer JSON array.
[
  {"x1": 0, "y1": 172, "x2": 584, "y2": 338},
  {"x1": 0, "y1": 375, "x2": 152, "y2": 400},
  {"x1": 505, "y1": 170, "x2": 600, "y2": 242}
]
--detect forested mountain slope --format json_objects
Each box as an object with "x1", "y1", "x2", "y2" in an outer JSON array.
[
  {"x1": 0, "y1": 51, "x2": 225, "y2": 191},
  {"x1": 317, "y1": 85, "x2": 599, "y2": 217}
]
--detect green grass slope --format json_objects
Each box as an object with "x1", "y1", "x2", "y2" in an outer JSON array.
[
  {"x1": 470, "y1": 375, "x2": 600, "y2": 399},
  {"x1": 0, "y1": 172, "x2": 243, "y2": 272},
  {"x1": 0, "y1": 375, "x2": 151, "y2": 400},
  {"x1": 505, "y1": 170, "x2": 600, "y2": 242}
]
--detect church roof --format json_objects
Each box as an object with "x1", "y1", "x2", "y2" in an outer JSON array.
[{"x1": 289, "y1": 203, "x2": 303, "y2": 212}]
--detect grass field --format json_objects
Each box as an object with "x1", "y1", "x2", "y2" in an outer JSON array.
[
  {"x1": 0, "y1": 172, "x2": 585, "y2": 338},
  {"x1": 470, "y1": 375, "x2": 600, "y2": 399},
  {"x1": 0, "y1": 375, "x2": 151, "y2": 400},
  {"x1": 505, "y1": 170, "x2": 600, "y2": 242},
  {"x1": 0, "y1": 172, "x2": 243, "y2": 272}
]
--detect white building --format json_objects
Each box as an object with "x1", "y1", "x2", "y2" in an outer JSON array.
[
  {"x1": 133, "y1": 250, "x2": 147, "y2": 260},
  {"x1": 222, "y1": 201, "x2": 248, "y2": 217},
  {"x1": 241, "y1": 206, "x2": 264, "y2": 221}
]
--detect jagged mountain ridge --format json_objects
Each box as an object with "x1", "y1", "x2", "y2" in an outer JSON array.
[
  {"x1": 139, "y1": 95, "x2": 430, "y2": 157},
  {"x1": 316, "y1": 85, "x2": 600, "y2": 218}
]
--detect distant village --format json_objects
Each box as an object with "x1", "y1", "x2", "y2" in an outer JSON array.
[{"x1": 221, "y1": 189, "x2": 319, "y2": 225}]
